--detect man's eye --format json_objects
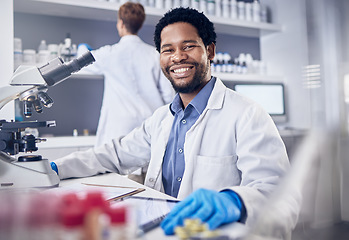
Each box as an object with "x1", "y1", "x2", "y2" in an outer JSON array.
[
  {"x1": 161, "y1": 49, "x2": 172, "y2": 53},
  {"x1": 184, "y1": 45, "x2": 196, "y2": 50}
]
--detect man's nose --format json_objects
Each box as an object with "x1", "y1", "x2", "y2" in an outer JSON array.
[{"x1": 171, "y1": 49, "x2": 188, "y2": 62}]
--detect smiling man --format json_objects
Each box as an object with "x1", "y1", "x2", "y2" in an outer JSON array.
[{"x1": 52, "y1": 7, "x2": 292, "y2": 236}]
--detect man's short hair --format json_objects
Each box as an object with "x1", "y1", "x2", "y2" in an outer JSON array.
[
  {"x1": 154, "y1": 7, "x2": 217, "y2": 52},
  {"x1": 118, "y1": 2, "x2": 145, "y2": 34}
]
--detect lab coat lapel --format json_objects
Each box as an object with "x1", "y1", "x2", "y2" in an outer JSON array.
[
  {"x1": 146, "y1": 111, "x2": 173, "y2": 190},
  {"x1": 177, "y1": 78, "x2": 227, "y2": 199}
]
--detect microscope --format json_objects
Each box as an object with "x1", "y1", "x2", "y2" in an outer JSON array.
[{"x1": 0, "y1": 52, "x2": 95, "y2": 188}]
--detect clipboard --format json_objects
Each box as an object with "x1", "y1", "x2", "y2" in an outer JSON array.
[
  {"x1": 81, "y1": 183, "x2": 145, "y2": 201},
  {"x1": 50, "y1": 183, "x2": 145, "y2": 201}
]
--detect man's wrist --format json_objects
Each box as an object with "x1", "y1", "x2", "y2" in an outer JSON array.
[{"x1": 221, "y1": 190, "x2": 246, "y2": 221}]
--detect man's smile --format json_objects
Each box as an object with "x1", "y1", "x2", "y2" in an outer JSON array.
[
  {"x1": 172, "y1": 67, "x2": 190, "y2": 73},
  {"x1": 168, "y1": 64, "x2": 195, "y2": 78}
]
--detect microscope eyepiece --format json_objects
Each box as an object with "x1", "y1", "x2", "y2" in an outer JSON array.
[
  {"x1": 38, "y1": 51, "x2": 95, "y2": 86},
  {"x1": 66, "y1": 51, "x2": 96, "y2": 73}
]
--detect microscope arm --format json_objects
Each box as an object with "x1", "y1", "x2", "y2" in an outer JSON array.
[{"x1": 0, "y1": 85, "x2": 36, "y2": 110}]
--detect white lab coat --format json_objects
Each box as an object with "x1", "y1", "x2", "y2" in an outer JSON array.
[
  {"x1": 56, "y1": 78, "x2": 290, "y2": 225},
  {"x1": 81, "y1": 35, "x2": 174, "y2": 146}
]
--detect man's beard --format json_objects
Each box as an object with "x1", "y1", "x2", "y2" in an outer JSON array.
[{"x1": 163, "y1": 60, "x2": 210, "y2": 93}]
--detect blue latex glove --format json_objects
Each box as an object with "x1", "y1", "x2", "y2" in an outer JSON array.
[
  {"x1": 50, "y1": 162, "x2": 58, "y2": 175},
  {"x1": 161, "y1": 188, "x2": 243, "y2": 235}
]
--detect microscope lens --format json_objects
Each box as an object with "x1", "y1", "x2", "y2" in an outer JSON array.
[
  {"x1": 23, "y1": 100, "x2": 33, "y2": 117},
  {"x1": 38, "y1": 92, "x2": 54, "y2": 108},
  {"x1": 33, "y1": 99, "x2": 43, "y2": 113}
]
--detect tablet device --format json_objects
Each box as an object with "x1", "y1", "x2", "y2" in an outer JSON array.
[{"x1": 121, "y1": 196, "x2": 180, "y2": 235}]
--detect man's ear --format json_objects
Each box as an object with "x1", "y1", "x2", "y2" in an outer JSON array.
[{"x1": 207, "y1": 43, "x2": 216, "y2": 61}]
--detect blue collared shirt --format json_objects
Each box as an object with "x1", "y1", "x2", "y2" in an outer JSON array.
[{"x1": 162, "y1": 77, "x2": 216, "y2": 197}]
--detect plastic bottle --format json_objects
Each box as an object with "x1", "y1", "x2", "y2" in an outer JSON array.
[
  {"x1": 173, "y1": 0, "x2": 181, "y2": 7},
  {"x1": 37, "y1": 50, "x2": 50, "y2": 66},
  {"x1": 241, "y1": 61, "x2": 247, "y2": 74},
  {"x1": 211, "y1": 62, "x2": 216, "y2": 73},
  {"x1": 245, "y1": 53, "x2": 253, "y2": 73},
  {"x1": 222, "y1": 0, "x2": 230, "y2": 18},
  {"x1": 230, "y1": 0, "x2": 237, "y2": 19},
  {"x1": 61, "y1": 33, "x2": 73, "y2": 61},
  {"x1": 245, "y1": 2, "x2": 252, "y2": 21},
  {"x1": 222, "y1": 52, "x2": 231, "y2": 73},
  {"x1": 37, "y1": 40, "x2": 48, "y2": 52},
  {"x1": 83, "y1": 191, "x2": 111, "y2": 240},
  {"x1": 182, "y1": 0, "x2": 190, "y2": 7},
  {"x1": 207, "y1": 0, "x2": 215, "y2": 15},
  {"x1": 47, "y1": 44, "x2": 58, "y2": 59},
  {"x1": 148, "y1": 0, "x2": 155, "y2": 7},
  {"x1": 139, "y1": 0, "x2": 148, "y2": 7},
  {"x1": 107, "y1": 206, "x2": 128, "y2": 240},
  {"x1": 155, "y1": 0, "x2": 163, "y2": 9},
  {"x1": 215, "y1": 52, "x2": 223, "y2": 73},
  {"x1": 235, "y1": 59, "x2": 242, "y2": 74},
  {"x1": 23, "y1": 49, "x2": 36, "y2": 65},
  {"x1": 165, "y1": 0, "x2": 172, "y2": 9},
  {"x1": 252, "y1": 0, "x2": 261, "y2": 22},
  {"x1": 199, "y1": 0, "x2": 207, "y2": 14},
  {"x1": 37, "y1": 40, "x2": 49, "y2": 65},
  {"x1": 14, "y1": 38, "x2": 23, "y2": 70},
  {"x1": 58, "y1": 193, "x2": 86, "y2": 240},
  {"x1": 25, "y1": 194, "x2": 60, "y2": 240},
  {"x1": 260, "y1": 4, "x2": 267, "y2": 22},
  {"x1": 215, "y1": 0, "x2": 221, "y2": 17},
  {"x1": 191, "y1": 0, "x2": 200, "y2": 10},
  {"x1": 223, "y1": 52, "x2": 231, "y2": 65},
  {"x1": 227, "y1": 60, "x2": 233, "y2": 73},
  {"x1": 237, "y1": 0, "x2": 245, "y2": 21}
]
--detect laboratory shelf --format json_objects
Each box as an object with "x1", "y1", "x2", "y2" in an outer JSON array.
[
  {"x1": 13, "y1": 0, "x2": 283, "y2": 37},
  {"x1": 213, "y1": 72, "x2": 284, "y2": 82}
]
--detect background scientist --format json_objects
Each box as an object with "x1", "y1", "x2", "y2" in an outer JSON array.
[
  {"x1": 77, "y1": 2, "x2": 174, "y2": 183},
  {"x1": 51, "y1": 7, "x2": 290, "y2": 235},
  {"x1": 78, "y1": 2, "x2": 174, "y2": 147}
]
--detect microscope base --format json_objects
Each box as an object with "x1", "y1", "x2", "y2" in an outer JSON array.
[{"x1": 0, "y1": 156, "x2": 60, "y2": 189}]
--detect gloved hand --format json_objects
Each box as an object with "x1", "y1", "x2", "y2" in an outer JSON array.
[
  {"x1": 50, "y1": 162, "x2": 58, "y2": 175},
  {"x1": 161, "y1": 188, "x2": 243, "y2": 235}
]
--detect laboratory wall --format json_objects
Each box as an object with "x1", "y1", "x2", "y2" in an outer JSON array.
[
  {"x1": 0, "y1": 0, "x2": 14, "y2": 120},
  {"x1": 260, "y1": 0, "x2": 310, "y2": 130},
  {"x1": 13, "y1": 12, "x2": 260, "y2": 136}
]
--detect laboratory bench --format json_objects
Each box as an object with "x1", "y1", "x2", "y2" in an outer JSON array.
[{"x1": 60, "y1": 173, "x2": 248, "y2": 240}]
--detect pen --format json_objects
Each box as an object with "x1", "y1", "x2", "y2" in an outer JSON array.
[{"x1": 137, "y1": 214, "x2": 168, "y2": 236}]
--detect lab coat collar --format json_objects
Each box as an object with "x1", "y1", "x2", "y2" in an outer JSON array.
[
  {"x1": 119, "y1": 35, "x2": 142, "y2": 43},
  {"x1": 190, "y1": 76, "x2": 216, "y2": 114},
  {"x1": 206, "y1": 76, "x2": 226, "y2": 110}
]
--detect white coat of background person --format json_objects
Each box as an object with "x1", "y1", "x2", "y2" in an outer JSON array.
[{"x1": 79, "y1": 2, "x2": 174, "y2": 147}]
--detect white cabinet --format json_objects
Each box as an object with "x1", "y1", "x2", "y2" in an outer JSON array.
[
  {"x1": 13, "y1": 0, "x2": 284, "y2": 83},
  {"x1": 13, "y1": 0, "x2": 282, "y2": 37}
]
